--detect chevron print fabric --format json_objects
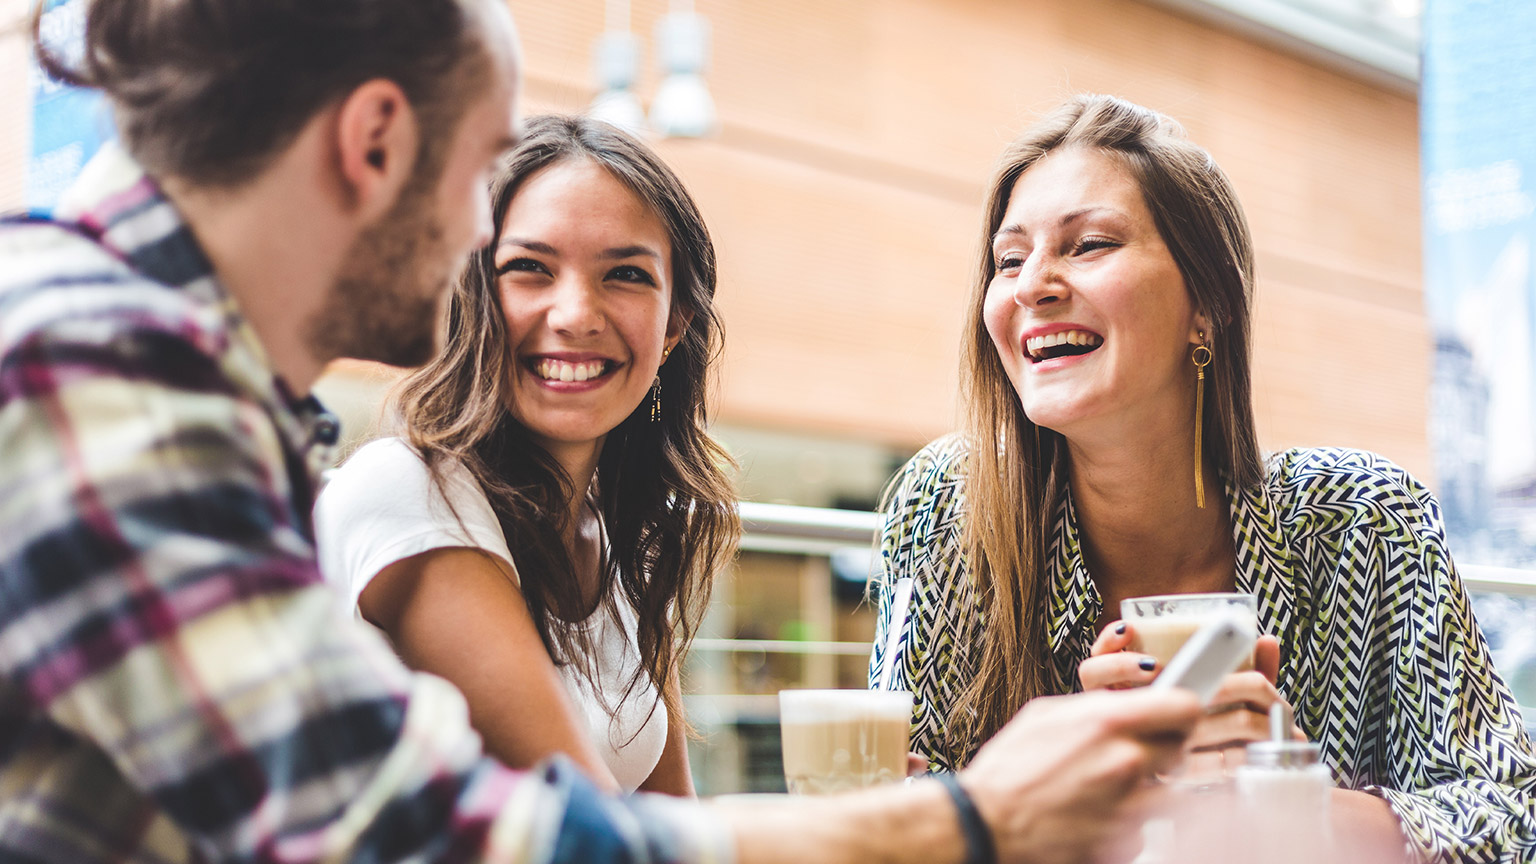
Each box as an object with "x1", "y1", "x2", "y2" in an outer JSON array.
[{"x1": 870, "y1": 435, "x2": 1536, "y2": 863}]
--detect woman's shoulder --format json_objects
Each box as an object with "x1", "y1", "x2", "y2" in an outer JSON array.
[
  {"x1": 879, "y1": 434, "x2": 972, "y2": 571},
  {"x1": 887, "y1": 433, "x2": 971, "y2": 507},
  {"x1": 335, "y1": 435, "x2": 426, "y2": 472},
  {"x1": 324, "y1": 436, "x2": 481, "y2": 498},
  {"x1": 1260, "y1": 446, "x2": 1440, "y2": 541},
  {"x1": 321, "y1": 437, "x2": 438, "y2": 509},
  {"x1": 315, "y1": 436, "x2": 500, "y2": 553},
  {"x1": 315, "y1": 436, "x2": 516, "y2": 592}
]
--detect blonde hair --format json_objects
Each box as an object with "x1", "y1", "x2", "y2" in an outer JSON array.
[{"x1": 950, "y1": 94, "x2": 1262, "y2": 764}]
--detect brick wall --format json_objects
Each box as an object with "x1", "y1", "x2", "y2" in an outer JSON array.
[
  {"x1": 0, "y1": 0, "x2": 1429, "y2": 478},
  {"x1": 509, "y1": 0, "x2": 1428, "y2": 477}
]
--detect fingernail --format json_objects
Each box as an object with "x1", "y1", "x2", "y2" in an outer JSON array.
[
  {"x1": 1138, "y1": 657, "x2": 1157, "y2": 672},
  {"x1": 1115, "y1": 622, "x2": 1127, "y2": 635}
]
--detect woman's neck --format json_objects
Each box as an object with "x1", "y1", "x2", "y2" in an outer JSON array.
[
  {"x1": 547, "y1": 439, "x2": 605, "y2": 610},
  {"x1": 1065, "y1": 433, "x2": 1235, "y2": 612},
  {"x1": 537, "y1": 438, "x2": 601, "y2": 529}
]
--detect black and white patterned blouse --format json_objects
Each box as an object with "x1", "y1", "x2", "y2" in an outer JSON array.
[{"x1": 869, "y1": 434, "x2": 1536, "y2": 863}]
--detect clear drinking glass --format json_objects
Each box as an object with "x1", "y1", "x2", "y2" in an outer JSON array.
[
  {"x1": 1120, "y1": 592, "x2": 1259, "y2": 670},
  {"x1": 778, "y1": 689, "x2": 912, "y2": 795},
  {"x1": 1122, "y1": 593, "x2": 1261, "y2": 790}
]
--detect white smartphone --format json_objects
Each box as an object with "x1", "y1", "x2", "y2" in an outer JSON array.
[{"x1": 1149, "y1": 612, "x2": 1257, "y2": 704}]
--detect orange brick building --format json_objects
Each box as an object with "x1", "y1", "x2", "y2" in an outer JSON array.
[{"x1": 0, "y1": 0, "x2": 1428, "y2": 490}]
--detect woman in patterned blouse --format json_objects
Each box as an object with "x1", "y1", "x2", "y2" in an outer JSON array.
[{"x1": 869, "y1": 93, "x2": 1536, "y2": 863}]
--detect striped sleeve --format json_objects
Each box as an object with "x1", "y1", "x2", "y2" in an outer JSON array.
[
  {"x1": 1355, "y1": 466, "x2": 1536, "y2": 863},
  {"x1": 868, "y1": 435, "x2": 977, "y2": 774}
]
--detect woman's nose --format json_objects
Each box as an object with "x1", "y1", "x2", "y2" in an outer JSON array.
[
  {"x1": 1012, "y1": 253, "x2": 1067, "y2": 308},
  {"x1": 547, "y1": 278, "x2": 605, "y2": 336}
]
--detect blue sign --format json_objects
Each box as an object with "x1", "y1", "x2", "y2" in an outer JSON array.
[
  {"x1": 1422, "y1": 0, "x2": 1536, "y2": 568},
  {"x1": 27, "y1": 0, "x2": 112, "y2": 211}
]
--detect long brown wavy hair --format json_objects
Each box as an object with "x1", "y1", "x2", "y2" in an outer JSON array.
[
  {"x1": 950, "y1": 94, "x2": 1263, "y2": 763},
  {"x1": 393, "y1": 115, "x2": 739, "y2": 727}
]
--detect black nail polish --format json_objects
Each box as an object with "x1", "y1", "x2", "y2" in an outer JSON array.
[
  {"x1": 1114, "y1": 622, "x2": 1126, "y2": 635},
  {"x1": 1138, "y1": 657, "x2": 1157, "y2": 672}
]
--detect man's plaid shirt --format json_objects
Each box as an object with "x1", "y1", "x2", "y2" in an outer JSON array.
[{"x1": 0, "y1": 145, "x2": 729, "y2": 864}]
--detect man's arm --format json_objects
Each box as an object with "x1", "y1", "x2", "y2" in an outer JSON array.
[
  {"x1": 716, "y1": 689, "x2": 1200, "y2": 864},
  {"x1": 0, "y1": 317, "x2": 726, "y2": 862}
]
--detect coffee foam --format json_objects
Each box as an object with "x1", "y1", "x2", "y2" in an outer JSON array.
[{"x1": 778, "y1": 689, "x2": 913, "y2": 724}]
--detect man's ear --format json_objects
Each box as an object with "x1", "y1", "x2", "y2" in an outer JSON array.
[{"x1": 334, "y1": 79, "x2": 419, "y2": 222}]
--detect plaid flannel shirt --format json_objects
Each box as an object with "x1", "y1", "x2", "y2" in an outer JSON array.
[{"x1": 0, "y1": 144, "x2": 731, "y2": 864}]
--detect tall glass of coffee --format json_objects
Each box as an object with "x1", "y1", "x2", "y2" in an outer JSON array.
[
  {"x1": 1122, "y1": 594, "x2": 1261, "y2": 795},
  {"x1": 778, "y1": 689, "x2": 913, "y2": 795},
  {"x1": 1121, "y1": 592, "x2": 1259, "y2": 671}
]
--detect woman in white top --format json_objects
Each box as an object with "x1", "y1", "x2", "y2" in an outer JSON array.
[{"x1": 315, "y1": 115, "x2": 738, "y2": 795}]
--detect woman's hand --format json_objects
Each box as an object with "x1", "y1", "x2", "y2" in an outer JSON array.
[
  {"x1": 1079, "y1": 622, "x2": 1301, "y2": 759},
  {"x1": 906, "y1": 752, "x2": 929, "y2": 778},
  {"x1": 1079, "y1": 620, "x2": 1281, "y2": 689},
  {"x1": 1078, "y1": 621, "x2": 1163, "y2": 691}
]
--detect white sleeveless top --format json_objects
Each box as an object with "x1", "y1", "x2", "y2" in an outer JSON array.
[{"x1": 313, "y1": 437, "x2": 667, "y2": 792}]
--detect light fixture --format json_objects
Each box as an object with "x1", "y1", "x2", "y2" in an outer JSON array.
[
  {"x1": 649, "y1": 5, "x2": 716, "y2": 139},
  {"x1": 588, "y1": 0, "x2": 645, "y2": 133}
]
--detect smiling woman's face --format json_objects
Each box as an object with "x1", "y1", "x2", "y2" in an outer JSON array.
[
  {"x1": 493, "y1": 158, "x2": 683, "y2": 461},
  {"x1": 983, "y1": 146, "x2": 1205, "y2": 440}
]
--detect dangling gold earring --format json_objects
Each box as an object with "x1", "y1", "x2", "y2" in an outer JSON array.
[
  {"x1": 651, "y1": 346, "x2": 671, "y2": 423},
  {"x1": 1191, "y1": 336, "x2": 1213, "y2": 509}
]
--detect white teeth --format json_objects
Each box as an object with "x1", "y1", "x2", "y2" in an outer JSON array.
[
  {"x1": 1025, "y1": 329, "x2": 1103, "y2": 360},
  {"x1": 534, "y1": 359, "x2": 608, "y2": 382}
]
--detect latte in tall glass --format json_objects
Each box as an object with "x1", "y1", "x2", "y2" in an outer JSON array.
[
  {"x1": 778, "y1": 689, "x2": 913, "y2": 795},
  {"x1": 1122, "y1": 593, "x2": 1259, "y2": 671}
]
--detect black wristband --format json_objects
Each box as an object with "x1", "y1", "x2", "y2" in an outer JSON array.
[{"x1": 936, "y1": 773, "x2": 998, "y2": 864}]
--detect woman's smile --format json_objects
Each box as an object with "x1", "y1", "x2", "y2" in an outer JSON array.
[
  {"x1": 526, "y1": 354, "x2": 623, "y2": 389},
  {"x1": 1022, "y1": 324, "x2": 1105, "y2": 368},
  {"x1": 494, "y1": 159, "x2": 678, "y2": 454},
  {"x1": 984, "y1": 147, "x2": 1199, "y2": 434}
]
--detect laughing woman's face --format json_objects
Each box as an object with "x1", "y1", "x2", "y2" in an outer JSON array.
[
  {"x1": 493, "y1": 158, "x2": 685, "y2": 465},
  {"x1": 983, "y1": 146, "x2": 1205, "y2": 441}
]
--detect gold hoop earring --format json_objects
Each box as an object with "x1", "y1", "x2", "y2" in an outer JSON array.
[{"x1": 1192, "y1": 339, "x2": 1213, "y2": 509}]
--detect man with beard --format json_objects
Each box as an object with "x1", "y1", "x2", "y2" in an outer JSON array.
[{"x1": 0, "y1": 2, "x2": 1200, "y2": 863}]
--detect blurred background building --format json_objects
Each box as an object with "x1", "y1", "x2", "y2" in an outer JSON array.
[{"x1": 3, "y1": 0, "x2": 1531, "y2": 794}]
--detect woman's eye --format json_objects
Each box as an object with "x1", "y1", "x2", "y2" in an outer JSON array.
[
  {"x1": 607, "y1": 265, "x2": 656, "y2": 285},
  {"x1": 995, "y1": 255, "x2": 1023, "y2": 273},
  {"x1": 495, "y1": 257, "x2": 548, "y2": 276},
  {"x1": 1073, "y1": 237, "x2": 1119, "y2": 255}
]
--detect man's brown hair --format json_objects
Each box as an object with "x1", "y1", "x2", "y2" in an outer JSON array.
[{"x1": 31, "y1": 0, "x2": 495, "y2": 188}]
